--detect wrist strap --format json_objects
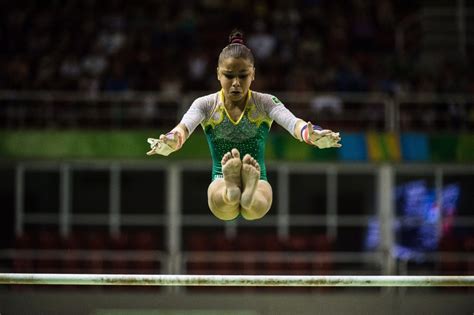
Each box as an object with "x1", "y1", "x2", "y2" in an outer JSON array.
[
  {"x1": 301, "y1": 124, "x2": 323, "y2": 144},
  {"x1": 300, "y1": 125, "x2": 309, "y2": 143},
  {"x1": 166, "y1": 131, "x2": 183, "y2": 149}
]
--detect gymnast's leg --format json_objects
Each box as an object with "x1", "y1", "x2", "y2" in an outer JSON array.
[
  {"x1": 207, "y1": 148, "x2": 241, "y2": 220},
  {"x1": 240, "y1": 154, "x2": 273, "y2": 220}
]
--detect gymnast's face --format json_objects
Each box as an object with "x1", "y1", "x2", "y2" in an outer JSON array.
[{"x1": 217, "y1": 57, "x2": 255, "y2": 105}]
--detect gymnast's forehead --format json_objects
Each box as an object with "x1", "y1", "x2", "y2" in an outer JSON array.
[{"x1": 219, "y1": 58, "x2": 254, "y2": 72}]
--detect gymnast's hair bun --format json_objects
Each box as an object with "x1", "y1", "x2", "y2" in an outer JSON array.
[{"x1": 229, "y1": 29, "x2": 245, "y2": 45}]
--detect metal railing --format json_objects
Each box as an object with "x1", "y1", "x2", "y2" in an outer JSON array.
[
  {"x1": 4, "y1": 160, "x2": 474, "y2": 278},
  {"x1": 1, "y1": 90, "x2": 473, "y2": 132}
]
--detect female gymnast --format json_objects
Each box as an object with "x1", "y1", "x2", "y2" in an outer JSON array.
[{"x1": 147, "y1": 30, "x2": 341, "y2": 221}]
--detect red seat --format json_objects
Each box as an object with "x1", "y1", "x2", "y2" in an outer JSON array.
[
  {"x1": 14, "y1": 233, "x2": 33, "y2": 249},
  {"x1": 37, "y1": 229, "x2": 59, "y2": 249},
  {"x1": 187, "y1": 252, "x2": 210, "y2": 274},
  {"x1": 238, "y1": 253, "x2": 258, "y2": 275},
  {"x1": 84, "y1": 230, "x2": 107, "y2": 249},
  {"x1": 59, "y1": 233, "x2": 82, "y2": 273},
  {"x1": 108, "y1": 234, "x2": 130, "y2": 273},
  {"x1": 80, "y1": 230, "x2": 107, "y2": 273},
  {"x1": 236, "y1": 232, "x2": 260, "y2": 251},
  {"x1": 186, "y1": 231, "x2": 210, "y2": 251},
  {"x1": 262, "y1": 233, "x2": 284, "y2": 251},
  {"x1": 132, "y1": 230, "x2": 162, "y2": 273},
  {"x1": 262, "y1": 260, "x2": 285, "y2": 275},
  {"x1": 439, "y1": 235, "x2": 463, "y2": 274},
  {"x1": 286, "y1": 234, "x2": 311, "y2": 251},
  {"x1": 287, "y1": 258, "x2": 311, "y2": 275},
  {"x1": 464, "y1": 236, "x2": 474, "y2": 274},
  {"x1": 133, "y1": 230, "x2": 158, "y2": 250},
  {"x1": 36, "y1": 230, "x2": 60, "y2": 272},
  {"x1": 13, "y1": 233, "x2": 34, "y2": 271},
  {"x1": 110, "y1": 234, "x2": 129, "y2": 250},
  {"x1": 211, "y1": 260, "x2": 236, "y2": 275},
  {"x1": 310, "y1": 234, "x2": 333, "y2": 251},
  {"x1": 213, "y1": 232, "x2": 235, "y2": 251}
]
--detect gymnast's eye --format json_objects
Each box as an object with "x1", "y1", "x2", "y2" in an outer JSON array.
[{"x1": 224, "y1": 74, "x2": 235, "y2": 79}]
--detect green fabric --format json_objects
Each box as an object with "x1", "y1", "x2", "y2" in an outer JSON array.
[{"x1": 203, "y1": 114, "x2": 270, "y2": 181}]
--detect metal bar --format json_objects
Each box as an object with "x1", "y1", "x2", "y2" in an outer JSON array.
[
  {"x1": 277, "y1": 165, "x2": 289, "y2": 239},
  {"x1": 435, "y1": 167, "x2": 443, "y2": 244},
  {"x1": 378, "y1": 164, "x2": 395, "y2": 275},
  {"x1": 59, "y1": 164, "x2": 71, "y2": 237},
  {"x1": 225, "y1": 220, "x2": 237, "y2": 239},
  {"x1": 0, "y1": 274, "x2": 473, "y2": 287},
  {"x1": 109, "y1": 163, "x2": 121, "y2": 237},
  {"x1": 166, "y1": 165, "x2": 181, "y2": 274},
  {"x1": 326, "y1": 166, "x2": 337, "y2": 239},
  {"x1": 15, "y1": 165, "x2": 25, "y2": 236}
]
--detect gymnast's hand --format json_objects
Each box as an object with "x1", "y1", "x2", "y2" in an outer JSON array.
[
  {"x1": 146, "y1": 131, "x2": 182, "y2": 156},
  {"x1": 303, "y1": 122, "x2": 342, "y2": 149}
]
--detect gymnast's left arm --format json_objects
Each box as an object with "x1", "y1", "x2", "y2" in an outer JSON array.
[
  {"x1": 292, "y1": 119, "x2": 341, "y2": 149},
  {"x1": 267, "y1": 97, "x2": 341, "y2": 149}
]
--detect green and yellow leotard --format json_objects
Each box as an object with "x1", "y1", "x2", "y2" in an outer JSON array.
[{"x1": 180, "y1": 90, "x2": 299, "y2": 181}]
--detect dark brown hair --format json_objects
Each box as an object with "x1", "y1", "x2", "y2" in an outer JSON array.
[{"x1": 218, "y1": 29, "x2": 254, "y2": 66}]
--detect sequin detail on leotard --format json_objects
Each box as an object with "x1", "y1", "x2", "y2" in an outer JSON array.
[{"x1": 202, "y1": 91, "x2": 272, "y2": 181}]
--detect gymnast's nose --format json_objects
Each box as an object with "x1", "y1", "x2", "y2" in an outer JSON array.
[{"x1": 232, "y1": 77, "x2": 240, "y2": 87}]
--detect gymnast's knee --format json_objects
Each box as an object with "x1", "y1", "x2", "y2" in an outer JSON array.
[
  {"x1": 208, "y1": 199, "x2": 240, "y2": 221},
  {"x1": 240, "y1": 205, "x2": 270, "y2": 221}
]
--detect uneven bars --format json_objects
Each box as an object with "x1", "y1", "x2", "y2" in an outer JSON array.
[{"x1": 0, "y1": 274, "x2": 473, "y2": 287}]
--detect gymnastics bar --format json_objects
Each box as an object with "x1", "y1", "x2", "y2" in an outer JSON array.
[{"x1": 0, "y1": 274, "x2": 474, "y2": 287}]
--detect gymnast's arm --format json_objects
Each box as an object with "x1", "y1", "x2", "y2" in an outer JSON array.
[
  {"x1": 146, "y1": 97, "x2": 207, "y2": 156},
  {"x1": 268, "y1": 98, "x2": 341, "y2": 149}
]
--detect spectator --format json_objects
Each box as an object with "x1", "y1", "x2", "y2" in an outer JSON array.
[
  {"x1": 247, "y1": 21, "x2": 277, "y2": 61},
  {"x1": 0, "y1": 0, "x2": 469, "y2": 97}
]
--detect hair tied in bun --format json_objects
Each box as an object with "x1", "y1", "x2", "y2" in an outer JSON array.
[
  {"x1": 218, "y1": 29, "x2": 254, "y2": 66},
  {"x1": 229, "y1": 29, "x2": 244, "y2": 45}
]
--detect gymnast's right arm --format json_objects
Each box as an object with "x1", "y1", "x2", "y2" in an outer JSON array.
[{"x1": 146, "y1": 96, "x2": 207, "y2": 156}]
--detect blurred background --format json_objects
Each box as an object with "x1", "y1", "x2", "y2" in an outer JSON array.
[{"x1": 0, "y1": 0, "x2": 473, "y2": 314}]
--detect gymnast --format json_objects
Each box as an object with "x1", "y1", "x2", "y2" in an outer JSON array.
[{"x1": 147, "y1": 30, "x2": 341, "y2": 221}]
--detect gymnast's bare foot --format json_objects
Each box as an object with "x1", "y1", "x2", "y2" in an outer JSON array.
[
  {"x1": 222, "y1": 148, "x2": 242, "y2": 204},
  {"x1": 240, "y1": 153, "x2": 260, "y2": 209}
]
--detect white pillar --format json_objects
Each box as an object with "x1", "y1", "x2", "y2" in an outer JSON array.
[
  {"x1": 378, "y1": 164, "x2": 395, "y2": 275},
  {"x1": 15, "y1": 165, "x2": 25, "y2": 237},
  {"x1": 59, "y1": 164, "x2": 71, "y2": 238},
  {"x1": 277, "y1": 165, "x2": 289, "y2": 240},
  {"x1": 109, "y1": 163, "x2": 121, "y2": 237},
  {"x1": 326, "y1": 165, "x2": 338, "y2": 239},
  {"x1": 166, "y1": 164, "x2": 181, "y2": 274}
]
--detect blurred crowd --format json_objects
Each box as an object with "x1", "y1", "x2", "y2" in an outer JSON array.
[{"x1": 1, "y1": 0, "x2": 473, "y2": 96}]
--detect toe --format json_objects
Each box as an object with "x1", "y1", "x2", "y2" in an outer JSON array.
[
  {"x1": 252, "y1": 158, "x2": 260, "y2": 170},
  {"x1": 221, "y1": 152, "x2": 231, "y2": 164},
  {"x1": 242, "y1": 154, "x2": 251, "y2": 164},
  {"x1": 231, "y1": 148, "x2": 240, "y2": 159}
]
